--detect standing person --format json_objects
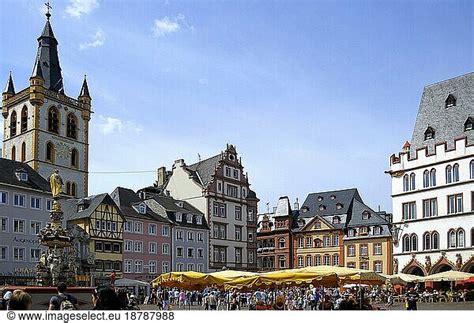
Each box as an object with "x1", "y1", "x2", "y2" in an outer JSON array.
[
  {"x1": 48, "y1": 282, "x2": 79, "y2": 310},
  {"x1": 162, "y1": 289, "x2": 170, "y2": 310},
  {"x1": 405, "y1": 287, "x2": 419, "y2": 311},
  {"x1": 108, "y1": 271, "x2": 116, "y2": 288},
  {"x1": 209, "y1": 292, "x2": 217, "y2": 310},
  {"x1": 8, "y1": 290, "x2": 32, "y2": 310},
  {"x1": 2, "y1": 289, "x2": 12, "y2": 310}
]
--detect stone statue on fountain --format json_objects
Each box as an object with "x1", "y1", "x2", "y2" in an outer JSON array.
[{"x1": 35, "y1": 170, "x2": 76, "y2": 286}]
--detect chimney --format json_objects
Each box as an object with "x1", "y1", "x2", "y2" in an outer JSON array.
[
  {"x1": 294, "y1": 198, "x2": 299, "y2": 210},
  {"x1": 273, "y1": 206, "x2": 277, "y2": 213},
  {"x1": 157, "y1": 167, "x2": 167, "y2": 187}
]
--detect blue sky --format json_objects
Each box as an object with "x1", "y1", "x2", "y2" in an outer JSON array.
[{"x1": 0, "y1": 0, "x2": 472, "y2": 212}]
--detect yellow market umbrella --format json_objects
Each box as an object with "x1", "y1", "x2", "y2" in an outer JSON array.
[
  {"x1": 383, "y1": 273, "x2": 423, "y2": 285},
  {"x1": 207, "y1": 270, "x2": 257, "y2": 285},
  {"x1": 224, "y1": 269, "x2": 338, "y2": 291},
  {"x1": 151, "y1": 271, "x2": 208, "y2": 289},
  {"x1": 302, "y1": 266, "x2": 386, "y2": 285},
  {"x1": 419, "y1": 270, "x2": 474, "y2": 282}
]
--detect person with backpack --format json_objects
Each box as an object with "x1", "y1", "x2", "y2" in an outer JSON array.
[{"x1": 49, "y1": 282, "x2": 79, "y2": 310}]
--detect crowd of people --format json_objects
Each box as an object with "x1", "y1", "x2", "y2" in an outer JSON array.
[{"x1": 0, "y1": 282, "x2": 472, "y2": 311}]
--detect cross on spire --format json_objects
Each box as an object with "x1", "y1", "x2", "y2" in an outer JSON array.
[{"x1": 45, "y1": 1, "x2": 52, "y2": 20}]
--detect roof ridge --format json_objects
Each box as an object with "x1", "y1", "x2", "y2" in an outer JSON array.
[
  {"x1": 188, "y1": 153, "x2": 221, "y2": 168},
  {"x1": 423, "y1": 71, "x2": 473, "y2": 89},
  {"x1": 306, "y1": 187, "x2": 358, "y2": 195}
]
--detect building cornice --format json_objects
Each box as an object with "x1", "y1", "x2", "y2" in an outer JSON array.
[
  {"x1": 391, "y1": 179, "x2": 474, "y2": 198},
  {"x1": 393, "y1": 211, "x2": 474, "y2": 225}
]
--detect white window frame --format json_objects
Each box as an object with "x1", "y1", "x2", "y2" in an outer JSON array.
[
  {"x1": 197, "y1": 248, "x2": 204, "y2": 259},
  {"x1": 187, "y1": 231, "x2": 194, "y2": 241},
  {"x1": 176, "y1": 213, "x2": 182, "y2": 222},
  {"x1": 149, "y1": 241, "x2": 157, "y2": 254},
  {"x1": 176, "y1": 247, "x2": 184, "y2": 258},
  {"x1": 186, "y1": 214, "x2": 193, "y2": 223},
  {"x1": 1, "y1": 217, "x2": 9, "y2": 233},
  {"x1": 13, "y1": 247, "x2": 25, "y2": 262},
  {"x1": 0, "y1": 246, "x2": 8, "y2": 261},
  {"x1": 162, "y1": 261, "x2": 170, "y2": 273},
  {"x1": 134, "y1": 221, "x2": 143, "y2": 234},
  {"x1": 134, "y1": 260, "x2": 143, "y2": 273},
  {"x1": 148, "y1": 223, "x2": 157, "y2": 235},
  {"x1": 162, "y1": 225, "x2": 170, "y2": 237},
  {"x1": 162, "y1": 243, "x2": 170, "y2": 255},
  {"x1": 13, "y1": 194, "x2": 26, "y2": 208},
  {"x1": 30, "y1": 220, "x2": 42, "y2": 235},
  {"x1": 197, "y1": 232, "x2": 204, "y2": 242},
  {"x1": 124, "y1": 259, "x2": 133, "y2": 273},
  {"x1": 177, "y1": 230, "x2": 183, "y2": 240},
  {"x1": 148, "y1": 260, "x2": 157, "y2": 274},
  {"x1": 13, "y1": 219, "x2": 25, "y2": 234},
  {"x1": 30, "y1": 196, "x2": 42, "y2": 210},
  {"x1": 30, "y1": 248, "x2": 41, "y2": 262},
  {"x1": 124, "y1": 240, "x2": 133, "y2": 252},
  {"x1": 0, "y1": 191, "x2": 8, "y2": 205},
  {"x1": 187, "y1": 247, "x2": 195, "y2": 258}
]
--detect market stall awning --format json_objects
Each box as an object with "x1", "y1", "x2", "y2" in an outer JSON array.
[
  {"x1": 418, "y1": 270, "x2": 474, "y2": 282},
  {"x1": 302, "y1": 266, "x2": 386, "y2": 285},
  {"x1": 382, "y1": 273, "x2": 424, "y2": 285}
]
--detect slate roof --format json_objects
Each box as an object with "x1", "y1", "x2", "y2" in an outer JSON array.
[
  {"x1": 187, "y1": 154, "x2": 221, "y2": 187},
  {"x1": 3, "y1": 72, "x2": 15, "y2": 94},
  {"x1": 299, "y1": 188, "x2": 362, "y2": 218},
  {"x1": 344, "y1": 200, "x2": 392, "y2": 240},
  {"x1": 33, "y1": 19, "x2": 64, "y2": 93},
  {"x1": 110, "y1": 187, "x2": 171, "y2": 224},
  {"x1": 63, "y1": 193, "x2": 122, "y2": 221},
  {"x1": 148, "y1": 195, "x2": 209, "y2": 230},
  {"x1": 410, "y1": 72, "x2": 473, "y2": 154},
  {"x1": 79, "y1": 76, "x2": 90, "y2": 97},
  {"x1": 0, "y1": 158, "x2": 50, "y2": 192}
]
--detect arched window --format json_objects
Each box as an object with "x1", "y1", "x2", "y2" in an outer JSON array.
[
  {"x1": 410, "y1": 234, "x2": 418, "y2": 251},
  {"x1": 279, "y1": 238, "x2": 285, "y2": 249},
  {"x1": 11, "y1": 146, "x2": 16, "y2": 161},
  {"x1": 66, "y1": 113, "x2": 77, "y2": 139},
  {"x1": 453, "y1": 164, "x2": 459, "y2": 182},
  {"x1": 46, "y1": 142, "x2": 55, "y2": 163},
  {"x1": 403, "y1": 174, "x2": 409, "y2": 192},
  {"x1": 465, "y1": 117, "x2": 473, "y2": 131},
  {"x1": 423, "y1": 232, "x2": 431, "y2": 250},
  {"x1": 21, "y1": 106, "x2": 28, "y2": 133},
  {"x1": 445, "y1": 94, "x2": 456, "y2": 108},
  {"x1": 432, "y1": 231, "x2": 439, "y2": 250},
  {"x1": 471, "y1": 160, "x2": 474, "y2": 179},
  {"x1": 448, "y1": 230, "x2": 456, "y2": 248},
  {"x1": 424, "y1": 126, "x2": 435, "y2": 140},
  {"x1": 71, "y1": 182, "x2": 77, "y2": 197},
  {"x1": 71, "y1": 148, "x2": 79, "y2": 168},
  {"x1": 446, "y1": 165, "x2": 453, "y2": 184},
  {"x1": 423, "y1": 170, "x2": 429, "y2": 188},
  {"x1": 430, "y1": 168, "x2": 436, "y2": 186},
  {"x1": 48, "y1": 107, "x2": 60, "y2": 134},
  {"x1": 410, "y1": 173, "x2": 416, "y2": 190},
  {"x1": 21, "y1": 142, "x2": 26, "y2": 162},
  {"x1": 403, "y1": 234, "x2": 410, "y2": 252},
  {"x1": 10, "y1": 111, "x2": 17, "y2": 136},
  {"x1": 66, "y1": 182, "x2": 71, "y2": 195},
  {"x1": 457, "y1": 229, "x2": 465, "y2": 248}
]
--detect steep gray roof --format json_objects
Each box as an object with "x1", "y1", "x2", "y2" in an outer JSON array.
[
  {"x1": 79, "y1": 76, "x2": 90, "y2": 97},
  {"x1": 187, "y1": 154, "x2": 221, "y2": 187},
  {"x1": 63, "y1": 193, "x2": 122, "y2": 221},
  {"x1": 0, "y1": 158, "x2": 50, "y2": 192},
  {"x1": 344, "y1": 199, "x2": 392, "y2": 240},
  {"x1": 410, "y1": 72, "x2": 473, "y2": 154},
  {"x1": 32, "y1": 18, "x2": 64, "y2": 93},
  {"x1": 3, "y1": 72, "x2": 15, "y2": 94},
  {"x1": 148, "y1": 195, "x2": 209, "y2": 230},
  {"x1": 299, "y1": 188, "x2": 362, "y2": 219},
  {"x1": 110, "y1": 187, "x2": 171, "y2": 223}
]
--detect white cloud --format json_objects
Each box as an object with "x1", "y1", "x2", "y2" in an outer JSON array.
[
  {"x1": 79, "y1": 29, "x2": 105, "y2": 50},
  {"x1": 96, "y1": 115, "x2": 143, "y2": 135},
  {"x1": 65, "y1": 0, "x2": 99, "y2": 18},
  {"x1": 152, "y1": 14, "x2": 194, "y2": 37}
]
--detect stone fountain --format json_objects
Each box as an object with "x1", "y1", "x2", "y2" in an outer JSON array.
[{"x1": 35, "y1": 170, "x2": 76, "y2": 286}]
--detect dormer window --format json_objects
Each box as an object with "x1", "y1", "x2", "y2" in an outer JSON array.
[
  {"x1": 336, "y1": 203, "x2": 343, "y2": 210},
  {"x1": 360, "y1": 226, "x2": 368, "y2": 235},
  {"x1": 196, "y1": 216, "x2": 202, "y2": 225},
  {"x1": 330, "y1": 195, "x2": 336, "y2": 200},
  {"x1": 362, "y1": 211, "x2": 370, "y2": 220},
  {"x1": 314, "y1": 221, "x2": 321, "y2": 229},
  {"x1": 332, "y1": 216, "x2": 340, "y2": 224},
  {"x1": 176, "y1": 213, "x2": 182, "y2": 222},
  {"x1": 186, "y1": 214, "x2": 193, "y2": 223},
  {"x1": 424, "y1": 127, "x2": 435, "y2": 140},
  {"x1": 15, "y1": 170, "x2": 28, "y2": 182},
  {"x1": 138, "y1": 204, "x2": 146, "y2": 214},
  {"x1": 301, "y1": 206, "x2": 309, "y2": 213},
  {"x1": 465, "y1": 117, "x2": 473, "y2": 131},
  {"x1": 348, "y1": 229, "x2": 355, "y2": 237},
  {"x1": 176, "y1": 201, "x2": 184, "y2": 208},
  {"x1": 445, "y1": 94, "x2": 456, "y2": 108},
  {"x1": 319, "y1": 204, "x2": 326, "y2": 211},
  {"x1": 317, "y1": 196, "x2": 323, "y2": 202}
]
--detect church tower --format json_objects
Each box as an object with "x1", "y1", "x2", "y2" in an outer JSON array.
[{"x1": 2, "y1": 7, "x2": 91, "y2": 198}]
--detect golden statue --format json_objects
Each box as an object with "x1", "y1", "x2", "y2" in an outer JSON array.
[{"x1": 49, "y1": 169, "x2": 63, "y2": 198}]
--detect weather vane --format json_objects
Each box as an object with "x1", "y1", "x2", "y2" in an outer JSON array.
[{"x1": 45, "y1": 1, "x2": 52, "y2": 20}]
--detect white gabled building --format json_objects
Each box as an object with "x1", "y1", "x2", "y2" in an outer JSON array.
[{"x1": 387, "y1": 72, "x2": 473, "y2": 276}]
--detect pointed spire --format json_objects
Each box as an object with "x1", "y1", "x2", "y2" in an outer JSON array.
[
  {"x1": 33, "y1": 8, "x2": 63, "y2": 93},
  {"x1": 31, "y1": 56, "x2": 44, "y2": 80},
  {"x1": 79, "y1": 75, "x2": 90, "y2": 98},
  {"x1": 3, "y1": 71, "x2": 15, "y2": 95}
]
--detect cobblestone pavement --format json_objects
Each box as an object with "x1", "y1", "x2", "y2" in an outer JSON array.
[{"x1": 140, "y1": 300, "x2": 474, "y2": 311}]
